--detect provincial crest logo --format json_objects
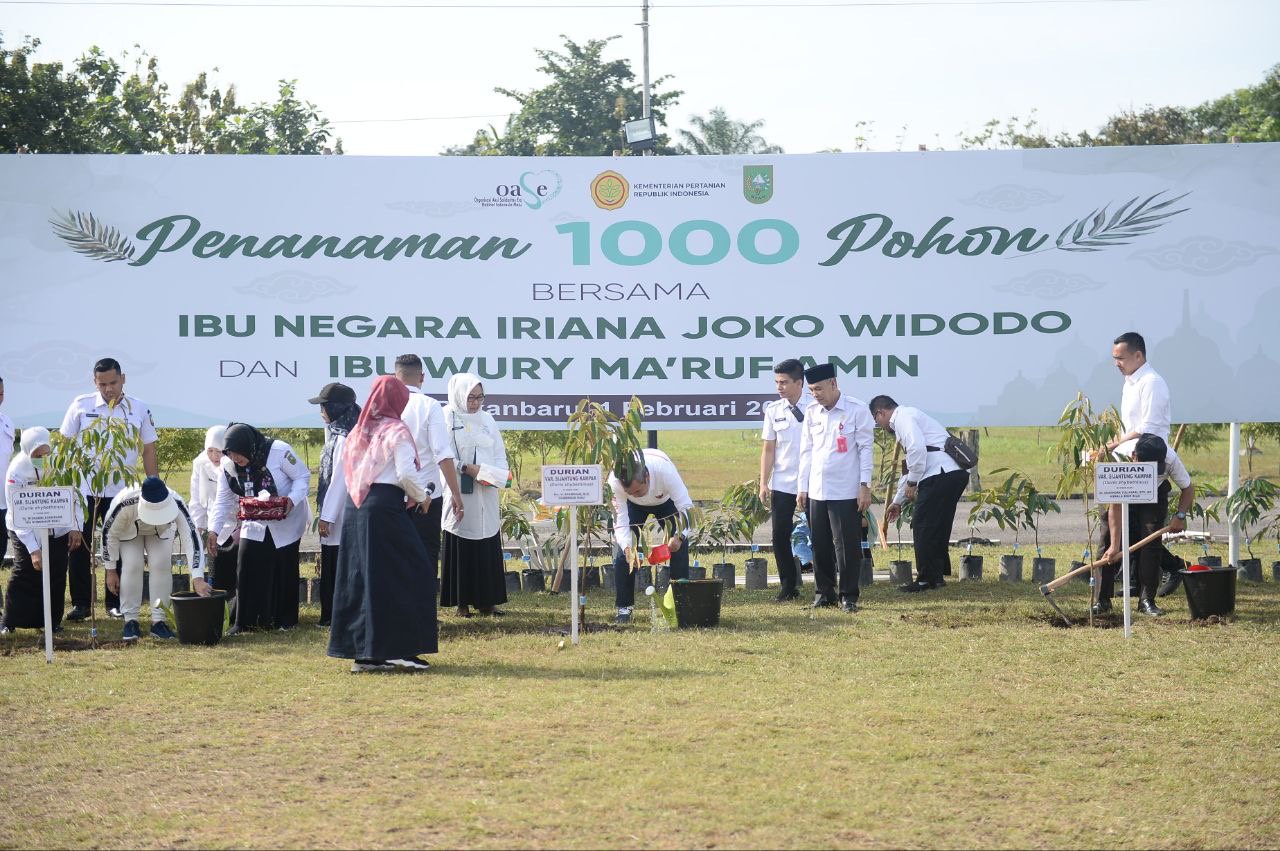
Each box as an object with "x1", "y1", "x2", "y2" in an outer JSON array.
[
  {"x1": 590, "y1": 171, "x2": 630, "y2": 211},
  {"x1": 743, "y1": 165, "x2": 773, "y2": 204}
]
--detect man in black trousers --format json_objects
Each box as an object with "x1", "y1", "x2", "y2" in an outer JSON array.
[
  {"x1": 758, "y1": 359, "x2": 812, "y2": 602},
  {"x1": 872, "y1": 395, "x2": 970, "y2": 593}
]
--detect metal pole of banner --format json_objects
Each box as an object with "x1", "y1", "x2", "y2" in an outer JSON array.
[
  {"x1": 1121, "y1": 507, "x2": 1132, "y2": 640},
  {"x1": 1228, "y1": 422, "x2": 1241, "y2": 567},
  {"x1": 40, "y1": 528, "x2": 54, "y2": 663},
  {"x1": 640, "y1": 0, "x2": 652, "y2": 158},
  {"x1": 569, "y1": 508, "x2": 580, "y2": 646}
]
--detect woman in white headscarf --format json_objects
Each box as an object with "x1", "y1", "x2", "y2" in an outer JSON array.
[
  {"x1": 440, "y1": 373, "x2": 510, "y2": 617},
  {"x1": 3, "y1": 428, "x2": 83, "y2": 633},
  {"x1": 189, "y1": 425, "x2": 237, "y2": 593}
]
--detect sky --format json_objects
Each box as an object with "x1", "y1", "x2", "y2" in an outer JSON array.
[{"x1": 2, "y1": 0, "x2": 1277, "y2": 155}]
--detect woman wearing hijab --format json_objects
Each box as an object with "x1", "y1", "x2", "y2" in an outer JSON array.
[
  {"x1": 207, "y1": 423, "x2": 310, "y2": 632},
  {"x1": 327, "y1": 374, "x2": 435, "y2": 673},
  {"x1": 3, "y1": 428, "x2": 83, "y2": 633},
  {"x1": 309, "y1": 383, "x2": 360, "y2": 628},
  {"x1": 440, "y1": 373, "x2": 510, "y2": 618},
  {"x1": 189, "y1": 425, "x2": 237, "y2": 594}
]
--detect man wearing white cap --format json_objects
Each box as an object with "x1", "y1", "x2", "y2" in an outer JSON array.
[
  {"x1": 189, "y1": 426, "x2": 236, "y2": 592},
  {"x1": 101, "y1": 476, "x2": 208, "y2": 641}
]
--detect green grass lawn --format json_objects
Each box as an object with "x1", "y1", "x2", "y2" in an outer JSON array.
[{"x1": 3, "y1": 540, "x2": 1278, "y2": 849}]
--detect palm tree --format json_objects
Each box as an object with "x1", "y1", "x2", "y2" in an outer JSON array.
[{"x1": 676, "y1": 107, "x2": 783, "y2": 155}]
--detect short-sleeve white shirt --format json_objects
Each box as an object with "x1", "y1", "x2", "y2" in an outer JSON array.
[
  {"x1": 59, "y1": 392, "x2": 159, "y2": 497},
  {"x1": 761, "y1": 391, "x2": 812, "y2": 495}
]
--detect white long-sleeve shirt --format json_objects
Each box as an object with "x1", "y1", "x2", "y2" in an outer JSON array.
[
  {"x1": 369, "y1": 436, "x2": 427, "y2": 504},
  {"x1": 798, "y1": 394, "x2": 874, "y2": 501},
  {"x1": 208, "y1": 440, "x2": 311, "y2": 547},
  {"x1": 1117, "y1": 362, "x2": 1171, "y2": 458},
  {"x1": 441, "y1": 409, "x2": 508, "y2": 540},
  {"x1": 890, "y1": 406, "x2": 961, "y2": 504},
  {"x1": 188, "y1": 451, "x2": 220, "y2": 531},
  {"x1": 5, "y1": 452, "x2": 81, "y2": 553},
  {"x1": 401, "y1": 385, "x2": 452, "y2": 500},
  {"x1": 100, "y1": 486, "x2": 205, "y2": 579},
  {"x1": 607, "y1": 448, "x2": 694, "y2": 550},
  {"x1": 318, "y1": 435, "x2": 350, "y2": 546},
  {"x1": 761, "y1": 391, "x2": 813, "y2": 496}
]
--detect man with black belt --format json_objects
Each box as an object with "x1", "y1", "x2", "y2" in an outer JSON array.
[
  {"x1": 59, "y1": 358, "x2": 159, "y2": 621},
  {"x1": 1095, "y1": 434, "x2": 1193, "y2": 617},
  {"x1": 395, "y1": 355, "x2": 463, "y2": 580},
  {"x1": 1103, "y1": 331, "x2": 1172, "y2": 460},
  {"x1": 758, "y1": 359, "x2": 812, "y2": 602},
  {"x1": 872, "y1": 396, "x2": 970, "y2": 592},
  {"x1": 797, "y1": 363, "x2": 873, "y2": 613},
  {"x1": 609, "y1": 448, "x2": 694, "y2": 625}
]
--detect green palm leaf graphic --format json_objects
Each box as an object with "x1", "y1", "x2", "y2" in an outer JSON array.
[
  {"x1": 1055, "y1": 190, "x2": 1190, "y2": 253},
  {"x1": 50, "y1": 210, "x2": 137, "y2": 263}
]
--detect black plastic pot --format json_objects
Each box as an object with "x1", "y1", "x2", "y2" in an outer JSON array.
[
  {"x1": 309, "y1": 577, "x2": 321, "y2": 602},
  {"x1": 1272, "y1": 561, "x2": 1280, "y2": 583},
  {"x1": 889, "y1": 560, "x2": 913, "y2": 585},
  {"x1": 745, "y1": 558, "x2": 769, "y2": 590},
  {"x1": 581, "y1": 566, "x2": 601, "y2": 590},
  {"x1": 655, "y1": 565, "x2": 672, "y2": 593},
  {"x1": 960, "y1": 555, "x2": 983, "y2": 581},
  {"x1": 1070, "y1": 560, "x2": 1090, "y2": 584},
  {"x1": 603, "y1": 565, "x2": 617, "y2": 590},
  {"x1": 521, "y1": 568, "x2": 546, "y2": 592},
  {"x1": 298, "y1": 576, "x2": 309, "y2": 604},
  {"x1": 859, "y1": 557, "x2": 874, "y2": 588},
  {"x1": 1180, "y1": 567, "x2": 1236, "y2": 619},
  {"x1": 169, "y1": 590, "x2": 228, "y2": 646},
  {"x1": 1031, "y1": 557, "x2": 1056, "y2": 585},
  {"x1": 712, "y1": 563, "x2": 735, "y2": 590},
  {"x1": 688, "y1": 564, "x2": 707, "y2": 581},
  {"x1": 1200, "y1": 555, "x2": 1222, "y2": 567},
  {"x1": 1237, "y1": 558, "x2": 1263, "y2": 582},
  {"x1": 671, "y1": 579, "x2": 723, "y2": 629},
  {"x1": 632, "y1": 566, "x2": 653, "y2": 594},
  {"x1": 1000, "y1": 555, "x2": 1024, "y2": 583},
  {"x1": 504, "y1": 570, "x2": 521, "y2": 594}
]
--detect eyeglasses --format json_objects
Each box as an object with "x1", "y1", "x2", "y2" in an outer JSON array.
[{"x1": 467, "y1": 393, "x2": 486, "y2": 402}]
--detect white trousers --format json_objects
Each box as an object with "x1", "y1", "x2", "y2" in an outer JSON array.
[{"x1": 119, "y1": 535, "x2": 174, "y2": 623}]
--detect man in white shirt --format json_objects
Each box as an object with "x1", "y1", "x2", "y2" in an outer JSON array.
[
  {"x1": 608, "y1": 448, "x2": 695, "y2": 624},
  {"x1": 59, "y1": 357, "x2": 159, "y2": 621},
  {"x1": 873, "y1": 396, "x2": 971, "y2": 593},
  {"x1": 394, "y1": 355, "x2": 464, "y2": 579},
  {"x1": 758, "y1": 359, "x2": 812, "y2": 602},
  {"x1": 0, "y1": 376, "x2": 13, "y2": 567},
  {"x1": 1095, "y1": 434, "x2": 1193, "y2": 617},
  {"x1": 797, "y1": 363, "x2": 873, "y2": 613},
  {"x1": 1103, "y1": 331, "x2": 1171, "y2": 459}
]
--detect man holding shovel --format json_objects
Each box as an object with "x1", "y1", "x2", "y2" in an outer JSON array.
[{"x1": 1094, "y1": 434, "x2": 1193, "y2": 617}]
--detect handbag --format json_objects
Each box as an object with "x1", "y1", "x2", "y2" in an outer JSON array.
[
  {"x1": 237, "y1": 495, "x2": 290, "y2": 521},
  {"x1": 927, "y1": 435, "x2": 978, "y2": 470}
]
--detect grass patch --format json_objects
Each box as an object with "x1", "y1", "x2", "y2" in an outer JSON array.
[{"x1": 2, "y1": 547, "x2": 1278, "y2": 849}]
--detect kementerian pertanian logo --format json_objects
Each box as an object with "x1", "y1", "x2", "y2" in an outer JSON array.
[
  {"x1": 590, "y1": 170, "x2": 629, "y2": 211},
  {"x1": 743, "y1": 165, "x2": 773, "y2": 204}
]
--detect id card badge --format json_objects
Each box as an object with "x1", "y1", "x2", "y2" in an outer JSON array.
[{"x1": 835, "y1": 435, "x2": 848, "y2": 453}]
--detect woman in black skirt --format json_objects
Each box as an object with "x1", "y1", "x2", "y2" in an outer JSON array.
[
  {"x1": 206, "y1": 423, "x2": 310, "y2": 632},
  {"x1": 328, "y1": 375, "x2": 436, "y2": 673}
]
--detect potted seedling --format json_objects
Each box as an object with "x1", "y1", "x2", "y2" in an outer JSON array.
[
  {"x1": 1222, "y1": 477, "x2": 1278, "y2": 582},
  {"x1": 968, "y1": 472, "x2": 1025, "y2": 582},
  {"x1": 959, "y1": 510, "x2": 984, "y2": 581},
  {"x1": 995, "y1": 469, "x2": 1061, "y2": 584},
  {"x1": 725, "y1": 481, "x2": 770, "y2": 590},
  {"x1": 499, "y1": 493, "x2": 535, "y2": 592},
  {"x1": 1051, "y1": 392, "x2": 1121, "y2": 599},
  {"x1": 889, "y1": 498, "x2": 915, "y2": 585},
  {"x1": 1184, "y1": 481, "x2": 1223, "y2": 567},
  {"x1": 700, "y1": 502, "x2": 747, "y2": 591}
]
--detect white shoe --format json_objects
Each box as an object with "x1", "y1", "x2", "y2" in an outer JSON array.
[
  {"x1": 351, "y1": 659, "x2": 395, "y2": 673},
  {"x1": 388, "y1": 656, "x2": 431, "y2": 672}
]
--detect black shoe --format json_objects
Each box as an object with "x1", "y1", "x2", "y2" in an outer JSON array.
[
  {"x1": 225, "y1": 625, "x2": 242, "y2": 637},
  {"x1": 352, "y1": 659, "x2": 395, "y2": 673},
  {"x1": 1157, "y1": 569, "x2": 1183, "y2": 598},
  {"x1": 898, "y1": 581, "x2": 931, "y2": 593},
  {"x1": 840, "y1": 598, "x2": 858, "y2": 613},
  {"x1": 774, "y1": 589, "x2": 799, "y2": 603},
  {"x1": 811, "y1": 597, "x2": 835, "y2": 609},
  {"x1": 1138, "y1": 598, "x2": 1165, "y2": 617},
  {"x1": 932, "y1": 578, "x2": 946, "y2": 589},
  {"x1": 1091, "y1": 598, "x2": 1113, "y2": 616},
  {"x1": 65, "y1": 606, "x2": 89, "y2": 622}
]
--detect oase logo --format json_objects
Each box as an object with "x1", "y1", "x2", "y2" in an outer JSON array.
[{"x1": 498, "y1": 170, "x2": 562, "y2": 210}]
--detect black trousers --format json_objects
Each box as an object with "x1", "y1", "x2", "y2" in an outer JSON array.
[
  {"x1": 0, "y1": 508, "x2": 8, "y2": 564},
  {"x1": 235, "y1": 529, "x2": 301, "y2": 630},
  {"x1": 1099, "y1": 480, "x2": 1171, "y2": 603},
  {"x1": 3, "y1": 532, "x2": 69, "y2": 630},
  {"x1": 68, "y1": 495, "x2": 121, "y2": 611},
  {"x1": 770, "y1": 491, "x2": 800, "y2": 594},
  {"x1": 406, "y1": 497, "x2": 444, "y2": 579},
  {"x1": 809, "y1": 498, "x2": 863, "y2": 604},
  {"x1": 319, "y1": 544, "x2": 338, "y2": 625},
  {"x1": 912, "y1": 469, "x2": 970, "y2": 585},
  {"x1": 209, "y1": 537, "x2": 239, "y2": 597},
  {"x1": 613, "y1": 498, "x2": 689, "y2": 609}
]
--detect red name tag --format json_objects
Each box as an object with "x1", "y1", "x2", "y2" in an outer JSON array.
[{"x1": 835, "y1": 435, "x2": 848, "y2": 453}]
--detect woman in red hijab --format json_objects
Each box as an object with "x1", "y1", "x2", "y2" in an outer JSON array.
[{"x1": 327, "y1": 375, "x2": 437, "y2": 673}]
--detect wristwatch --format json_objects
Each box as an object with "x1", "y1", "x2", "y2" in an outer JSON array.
[
  {"x1": 1175, "y1": 511, "x2": 1187, "y2": 520},
  {"x1": 906, "y1": 481, "x2": 918, "y2": 487}
]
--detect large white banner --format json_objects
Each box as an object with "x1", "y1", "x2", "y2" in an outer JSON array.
[{"x1": 2, "y1": 146, "x2": 1277, "y2": 429}]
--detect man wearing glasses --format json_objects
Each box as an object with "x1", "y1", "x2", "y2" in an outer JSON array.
[{"x1": 758, "y1": 359, "x2": 812, "y2": 602}]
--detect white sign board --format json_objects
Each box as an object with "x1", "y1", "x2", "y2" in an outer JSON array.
[
  {"x1": 1095, "y1": 463, "x2": 1158, "y2": 504},
  {"x1": 3, "y1": 146, "x2": 1279, "y2": 429},
  {"x1": 9, "y1": 487, "x2": 77, "y2": 528},
  {"x1": 541, "y1": 465, "x2": 604, "y2": 506}
]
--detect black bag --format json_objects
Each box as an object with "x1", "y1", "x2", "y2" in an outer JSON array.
[{"x1": 942, "y1": 435, "x2": 978, "y2": 470}]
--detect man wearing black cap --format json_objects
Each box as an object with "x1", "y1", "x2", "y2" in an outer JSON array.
[
  {"x1": 797, "y1": 363, "x2": 874, "y2": 612},
  {"x1": 1095, "y1": 434, "x2": 1193, "y2": 617}
]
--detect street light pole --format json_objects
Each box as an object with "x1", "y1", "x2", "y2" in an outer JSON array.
[{"x1": 641, "y1": 0, "x2": 658, "y2": 450}]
